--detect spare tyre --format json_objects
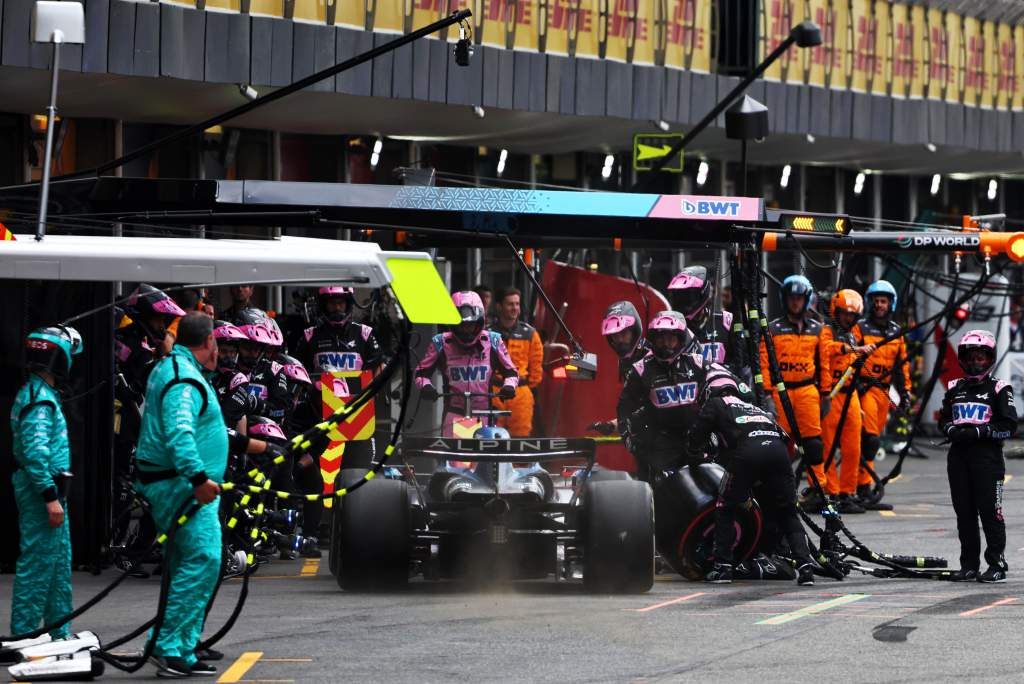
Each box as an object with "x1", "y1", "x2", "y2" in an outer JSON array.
[
  {"x1": 582, "y1": 480, "x2": 655, "y2": 593},
  {"x1": 653, "y1": 463, "x2": 762, "y2": 581},
  {"x1": 336, "y1": 476, "x2": 410, "y2": 591}
]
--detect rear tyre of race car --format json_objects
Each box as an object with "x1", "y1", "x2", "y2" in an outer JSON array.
[
  {"x1": 336, "y1": 477, "x2": 410, "y2": 591},
  {"x1": 586, "y1": 468, "x2": 632, "y2": 483},
  {"x1": 328, "y1": 468, "x2": 370, "y2": 577},
  {"x1": 582, "y1": 480, "x2": 655, "y2": 593}
]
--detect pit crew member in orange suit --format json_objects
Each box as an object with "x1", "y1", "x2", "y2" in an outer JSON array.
[
  {"x1": 758, "y1": 276, "x2": 826, "y2": 487},
  {"x1": 855, "y1": 280, "x2": 910, "y2": 508},
  {"x1": 491, "y1": 287, "x2": 544, "y2": 437},
  {"x1": 818, "y1": 289, "x2": 876, "y2": 514}
]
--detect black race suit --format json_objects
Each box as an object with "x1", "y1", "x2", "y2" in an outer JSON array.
[
  {"x1": 686, "y1": 394, "x2": 812, "y2": 567},
  {"x1": 939, "y1": 375, "x2": 1017, "y2": 572}
]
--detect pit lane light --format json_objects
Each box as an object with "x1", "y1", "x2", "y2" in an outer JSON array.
[
  {"x1": 1006, "y1": 234, "x2": 1024, "y2": 262},
  {"x1": 776, "y1": 211, "x2": 851, "y2": 236}
]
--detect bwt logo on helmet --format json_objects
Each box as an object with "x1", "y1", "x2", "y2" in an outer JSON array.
[
  {"x1": 652, "y1": 382, "x2": 698, "y2": 407},
  {"x1": 315, "y1": 351, "x2": 362, "y2": 371},
  {"x1": 681, "y1": 199, "x2": 742, "y2": 217},
  {"x1": 449, "y1": 365, "x2": 489, "y2": 383},
  {"x1": 952, "y1": 402, "x2": 992, "y2": 424}
]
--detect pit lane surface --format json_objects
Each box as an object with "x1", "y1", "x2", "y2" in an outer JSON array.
[{"x1": 4, "y1": 444, "x2": 1024, "y2": 683}]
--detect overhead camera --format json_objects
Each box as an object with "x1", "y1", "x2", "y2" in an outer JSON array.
[{"x1": 454, "y1": 20, "x2": 474, "y2": 67}]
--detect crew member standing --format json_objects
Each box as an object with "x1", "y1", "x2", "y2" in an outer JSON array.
[
  {"x1": 491, "y1": 287, "x2": 544, "y2": 437},
  {"x1": 818, "y1": 290, "x2": 875, "y2": 514},
  {"x1": 940, "y1": 330, "x2": 1016, "y2": 583},
  {"x1": 759, "y1": 275, "x2": 826, "y2": 503},
  {"x1": 135, "y1": 313, "x2": 227, "y2": 678},
  {"x1": 856, "y1": 280, "x2": 910, "y2": 509},
  {"x1": 9, "y1": 326, "x2": 81, "y2": 640},
  {"x1": 221, "y1": 285, "x2": 255, "y2": 325}
]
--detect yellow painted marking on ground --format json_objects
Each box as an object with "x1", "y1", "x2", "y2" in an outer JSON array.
[
  {"x1": 959, "y1": 597, "x2": 1019, "y2": 617},
  {"x1": 300, "y1": 559, "x2": 319, "y2": 576},
  {"x1": 628, "y1": 592, "x2": 706, "y2": 613},
  {"x1": 757, "y1": 593, "x2": 870, "y2": 625},
  {"x1": 218, "y1": 651, "x2": 264, "y2": 683}
]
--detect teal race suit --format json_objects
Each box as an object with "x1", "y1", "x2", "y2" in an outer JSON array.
[
  {"x1": 135, "y1": 345, "x2": 227, "y2": 665},
  {"x1": 10, "y1": 374, "x2": 72, "y2": 638}
]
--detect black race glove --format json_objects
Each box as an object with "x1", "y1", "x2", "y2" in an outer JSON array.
[
  {"x1": 419, "y1": 384, "x2": 440, "y2": 402},
  {"x1": 498, "y1": 384, "x2": 516, "y2": 401},
  {"x1": 264, "y1": 442, "x2": 289, "y2": 464},
  {"x1": 820, "y1": 396, "x2": 832, "y2": 418},
  {"x1": 946, "y1": 424, "x2": 990, "y2": 442},
  {"x1": 589, "y1": 421, "x2": 617, "y2": 436}
]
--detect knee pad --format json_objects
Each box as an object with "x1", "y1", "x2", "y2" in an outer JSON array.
[
  {"x1": 861, "y1": 433, "x2": 881, "y2": 462},
  {"x1": 802, "y1": 437, "x2": 824, "y2": 466}
]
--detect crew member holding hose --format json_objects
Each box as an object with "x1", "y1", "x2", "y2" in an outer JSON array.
[
  {"x1": 939, "y1": 330, "x2": 1017, "y2": 583},
  {"x1": 9, "y1": 326, "x2": 81, "y2": 641},
  {"x1": 134, "y1": 313, "x2": 285, "y2": 678},
  {"x1": 818, "y1": 290, "x2": 876, "y2": 514},
  {"x1": 856, "y1": 280, "x2": 910, "y2": 509},
  {"x1": 758, "y1": 276, "x2": 826, "y2": 505}
]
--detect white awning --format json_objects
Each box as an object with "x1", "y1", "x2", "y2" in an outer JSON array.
[{"x1": 0, "y1": 234, "x2": 398, "y2": 287}]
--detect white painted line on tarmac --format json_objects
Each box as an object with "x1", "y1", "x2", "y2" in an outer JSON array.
[
  {"x1": 757, "y1": 593, "x2": 870, "y2": 625},
  {"x1": 627, "y1": 592, "x2": 707, "y2": 613}
]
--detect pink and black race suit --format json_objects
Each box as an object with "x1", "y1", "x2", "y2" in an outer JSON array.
[
  {"x1": 296, "y1": 322, "x2": 383, "y2": 396},
  {"x1": 415, "y1": 331, "x2": 519, "y2": 437},
  {"x1": 687, "y1": 310, "x2": 742, "y2": 371}
]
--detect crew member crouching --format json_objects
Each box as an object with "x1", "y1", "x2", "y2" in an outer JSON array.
[{"x1": 685, "y1": 371, "x2": 816, "y2": 586}]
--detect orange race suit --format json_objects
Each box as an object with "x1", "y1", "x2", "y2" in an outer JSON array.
[
  {"x1": 759, "y1": 316, "x2": 825, "y2": 467},
  {"x1": 855, "y1": 317, "x2": 911, "y2": 487},
  {"x1": 817, "y1": 322, "x2": 863, "y2": 496},
  {"x1": 492, "y1": 320, "x2": 544, "y2": 436}
]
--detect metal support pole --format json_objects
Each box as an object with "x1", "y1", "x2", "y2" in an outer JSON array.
[
  {"x1": 871, "y1": 171, "x2": 883, "y2": 282},
  {"x1": 36, "y1": 40, "x2": 62, "y2": 241},
  {"x1": 271, "y1": 130, "x2": 284, "y2": 313}
]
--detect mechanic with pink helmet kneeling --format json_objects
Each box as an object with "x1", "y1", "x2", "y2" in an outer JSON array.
[
  {"x1": 939, "y1": 329, "x2": 1017, "y2": 583},
  {"x1": 415, "y1": 291, "x2": 518, "y2": 437}
]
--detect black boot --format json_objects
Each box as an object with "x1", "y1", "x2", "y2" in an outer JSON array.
[
  {"x1": 797, "y1": 564, "x2": 815, "y2": 586},
  {"x1": 705, "y1": 563, "x2": 733, "y2": 584}
]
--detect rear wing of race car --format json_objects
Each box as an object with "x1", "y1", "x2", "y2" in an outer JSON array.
[{"x1": 400, "y1": 437, "x2": 596, "y2": 464}]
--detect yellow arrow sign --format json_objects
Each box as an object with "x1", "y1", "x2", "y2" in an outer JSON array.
[{"x1": 636, "y1": 143, "x2": 673, "y2": 161}]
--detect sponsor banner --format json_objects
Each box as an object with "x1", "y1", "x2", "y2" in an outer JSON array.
[
  {"x1": 760, "y1": 0, "x2": 794, "y2": 82},
  {"x1": 889, "y1": 2, "x2": 911, "y2": 98},
  {"x1": 1015, "y1": 26, "x2": 1024, "y2": 111},
  {"x1": 997, "y1": 23, "x2": 1015, "y2": 111},
  {"x1": 963, "y1": 16, "x2": 983, "y2": 107},
  {"x1": 895, "y1": 234, "x2": 981, "y2": 250},
  {"x1": 373, "y1": 0, "x2": 405, "y2": 34},
  {"x1": 870, "y1": 0, "x2": 890, "y2": 96},
  {"x1": 946, "y1": 11, "x2": 964, "y2": 104},
  {"x1": 808, "y1": 0, "x2": 841, "y2": 88},
  {"x1": 909, "y1": 4, "x2": 926, "y2": 99},
  {"x1": 925, "y1": 7, "x2": 947, "y2": 101},
  {"x1": 982, "y1": 20, "x2": 997, "y2": 110},
  {"x1": 665, "y1": 0, "x2": 711, "y2": 72},
  {"x1": 648, "y1": 195, "x2": 763, "y2": 222},
  {"x1": 850, "y1": 0, "x2": 874, "y2": 93},
  {"x1": 785, "y1": 0, "x2": 815, "y2": 84}
]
